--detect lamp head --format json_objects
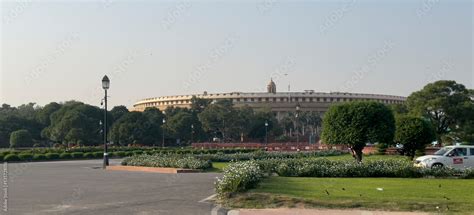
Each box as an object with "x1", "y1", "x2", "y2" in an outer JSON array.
[{"x1": 102, "y1": 75, "x2": 110, "y2": 90}]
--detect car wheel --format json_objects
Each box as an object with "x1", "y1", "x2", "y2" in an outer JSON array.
[{"x1": 431, "y1": 163, "x2": 443, "y2": 169}]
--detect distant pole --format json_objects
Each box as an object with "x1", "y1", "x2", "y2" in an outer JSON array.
[
  {"x1": 162, "y1": 118, "x2": 166, "y2": 148},
  {"x1": 191, "y1": 124, "x2": 194, "y2": 145},
  {"x1": 296, "y1": 104, "x2": 300, "y2": 146},
  {"x1": 265, "y1": 121, "x2": 268, "y2": 144},
  {"x1": 101, "y1": 75, "x2": 110, "y2": 169}
]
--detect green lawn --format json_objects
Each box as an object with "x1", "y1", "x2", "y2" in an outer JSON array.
[
  {"x1": 228, "y1": 177, "x2": 474, "y2": 214},
  {"x1": 205, "y1": 162, "x2": 229, "y2": 172}
]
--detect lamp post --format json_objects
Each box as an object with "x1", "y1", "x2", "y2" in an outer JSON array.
[
  {"x1": 265, "y1": 121, "x2": 269, "y2": 144},
  {"x1": 295, "y1": 104, "x2": 300, "y2": 145},
  {"x1": 162, "y1": 118, "x2": 166, "y2": 148},
  {"x1": 191, "y1": 124, "x2": 194, "y2": 145},
  {"x1": 101, "y1": 75, "x2": 110, "y2": 169}
]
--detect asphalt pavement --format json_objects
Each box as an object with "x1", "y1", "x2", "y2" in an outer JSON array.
[{"x1": 0, "y1": 159, "x2": 224, "y2": 215}]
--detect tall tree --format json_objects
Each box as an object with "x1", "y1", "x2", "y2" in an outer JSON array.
[
  {"x1": 110, "y1": 105, "x2": 129, "y2": 124},
  {"x1": 394, "y1": 116, "x2": 436, "y2": 159},
  {"x1": 406, "y1": 80, "x2": 472, "y2": 145},
  {"x1": 322, "y1": 101, "x2": 395, "y2": 162}
]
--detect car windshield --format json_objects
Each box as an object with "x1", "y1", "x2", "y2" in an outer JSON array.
[{"x1": 434, "y1": 148, "x2": 451, "y2": 156}]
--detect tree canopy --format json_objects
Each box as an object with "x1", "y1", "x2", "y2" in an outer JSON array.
[
  {"x1": 394, "y1": 116, "x2": 436, "y2": 159},
  {"x1": 406, "y1": 80, "x2": 473, "y2": 145},
  {"x1": 322, "y1": 101, "x2": 395, "y2": 162}
]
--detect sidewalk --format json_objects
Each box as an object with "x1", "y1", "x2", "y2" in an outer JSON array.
[{"x1": 228, "y1": 208, "x2": 431, "y2": 215}]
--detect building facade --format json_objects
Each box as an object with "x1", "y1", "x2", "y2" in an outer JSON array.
[{"x1": 133, "y1": 80, "x2": 406, "y2": 118}]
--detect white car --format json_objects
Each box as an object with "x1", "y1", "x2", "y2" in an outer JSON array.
[{"x1": 415, "y1": 146, "x2": 474, "y2": 169}]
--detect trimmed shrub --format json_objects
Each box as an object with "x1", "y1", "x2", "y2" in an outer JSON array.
[
  {"x1": 93, "y1": 152, "x2": 103, "y2": 158},
  {"x1": 115, "y1": 151, "x2": 126, "y2": 157},
  {"x1": 195, "y1": 150, "x2": 346, "y2": 162},
  {"x1": 59, "y1": 153, "x2": 72, "y2": 159},
  {"x1": 83, "y1": 152, "x2": 95, "y2": 159},
  {"x1": 71, "y1": 152, "x2": 84, "y2": 159},
  {"x1": 9, "y1": 129, "x2": 33, "y2": 148},
  {"x1": 4, "y1": 154, "x2": 20, "y2": 162},
  {"x1": 0, "y1": 155, "x2": 3, "y2": 161},
  {"x1": 45, "y1": 153, "x2": 60, "y2": 160},
  {"x1": 18, "y1": 153, "x2": 33, "y2": 161},
  {"x1": 122, "y1": 154, "x2": 211, "y2": 170},
  {"x1": 33, "y1": 154, "x2": 46, "y2": 161},
  {"x1": 216, "y1": 160, "x2": 264, "y2": 199}
]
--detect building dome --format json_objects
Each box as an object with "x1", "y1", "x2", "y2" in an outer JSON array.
[{"x1": 267, "y1": 79, "x2": 276, "y2": 94}]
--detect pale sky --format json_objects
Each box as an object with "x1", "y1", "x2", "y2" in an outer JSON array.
[{"x1": 1, "y1": 0, "x2": 472, "y2": 108}]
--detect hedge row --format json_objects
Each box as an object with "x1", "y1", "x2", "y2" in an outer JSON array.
[
  {"x1": 195, "y1": 150, "x2": 346, "y2": 162},
  {"x1": 0, "y1": 151, "x2": 133, "y2": 162},
  {"x1": 0, "y1": 147, "x2": 258, "y2": 157},
  {"x1": 215, "y1": 158, "x2": 474, "y2": 198},
  {"x1": 121, "y1": 154, "x2": 212, "y2": 170}
]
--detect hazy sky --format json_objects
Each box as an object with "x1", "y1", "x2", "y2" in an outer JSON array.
[{"x1": 1, "y1": 0, "x2": 472, "y2": 108}]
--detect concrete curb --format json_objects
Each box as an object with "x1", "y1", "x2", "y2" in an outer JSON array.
[{"x1": 106, "y1": 165, "x2": 201, "y2": 173}]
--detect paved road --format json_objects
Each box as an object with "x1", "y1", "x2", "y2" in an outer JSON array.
[{"x1": 0, "y1": 159, "x2": 223, "y2": 215}]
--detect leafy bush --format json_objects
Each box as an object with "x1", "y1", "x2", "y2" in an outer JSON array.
[
  {"x1": 9, "y1": 129, "x2": 33, "y2": 148},
  {"x1": 256, "y1": 158, "x2": 472, "y2": 179},
  {"x1": 59, "y1": 153, "x2": 72, "y2": 159},
  {"x1": 215, "y1": 160, "x2": 264, "y2": 198},
  {"x1": 115, "y1": 151, "x2": 126, "y2": 157},
  {"x1": 4, "y1": 154, "x2": 20, "y2": 161},
  {"x1": 33, "y1": 154, "x2": 46, "y2": 161},
  {"x1": 195, "y1": 150, "x2": 346, "y2": 162},
  {"x1": 83, "y1": 152, "x2": 95, "y2": 159},
  {"x1": 93, "y1": 152, "x2": 103, "y2": 158},
  {"x1": 71, "y1": 152, "x2": 84, "y2": 159},
  {"x1": 45, "y1": 153, "x2": 60, "y2": 160},
  {"x1": 0, "y1": 155, "x2": 3, "y2": 161},
  {"x1": 18, "y1": 153, "x2": 33, "y2": 161},
  {"x1": 122, "y1": 154, "x2": 211, "y2": 170}
]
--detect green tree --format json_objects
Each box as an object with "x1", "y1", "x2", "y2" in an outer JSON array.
[
  {"x1": 36, "y1": 102, "x2": 62, "y2": 126},
  {"x1": 164, "y1": 111, "x2": 194, "y2": 145},
  {"x1": 321, "y1": 101, "x2": 395, "y2": 162},
  {"x1": 110, "y1": 105, "x2": 129, "y2": 123},
  {"x1": 10, "y1": 129, "x2": 33, "y2": 148},
  {"x1": 198, "y1": 100, "x2": 238, "y2": 141},
  {"x1": 407, "y1": 80, "x2": 472, "y2": 145},
  {"x1": 44, "y1": 101, "x2": 103, "y2": 146},
  {"x1": 394, "y1": 116, "x2": 436, "y2": 159}
]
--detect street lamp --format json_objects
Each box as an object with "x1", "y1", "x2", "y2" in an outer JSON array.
[
  {"x1": 162, "y1": 118, "x2": 166, "y2": 148},
  {"x1": 265, "y1": 121, "x2": 269, "y2": 144},
  {"x1": 295, "y1": 104, "x2": 300, "y2": 145},
  {"x1": 191, "y1": 124, "x2": 194, "y2": 144},
  {"x1": 101, "y1": 75, "x2": 110, "y2": 169}
]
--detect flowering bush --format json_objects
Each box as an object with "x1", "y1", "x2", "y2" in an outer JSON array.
[
  {"x1": 195, "y1": 150, "x2": 346, "y2": 162},
  {"x1": 215, "y1": 160, "x2": 264, "y2": 199},
  {"x1": 121, "y1": 154, "x2": 211, "y2": 170},
  {"x1": 259, "y1": 158, "x2": 473, "y2": 178}
]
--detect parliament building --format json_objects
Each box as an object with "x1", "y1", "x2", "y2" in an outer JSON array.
[{"x1": 133, "y1": 80, "x2": 406, "y2": 118}]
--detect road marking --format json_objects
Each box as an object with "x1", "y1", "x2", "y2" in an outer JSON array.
[{"x1": 199, "y1": 194, "x2": 217, "y2": 203}]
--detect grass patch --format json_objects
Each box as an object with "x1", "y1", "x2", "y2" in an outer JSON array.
[
  {"x1": 205, "y1": 162, "x2": 230, "y2": 172},
  {"x1": 226, "y1": 177, "x2": 474, "y2": 214}
]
